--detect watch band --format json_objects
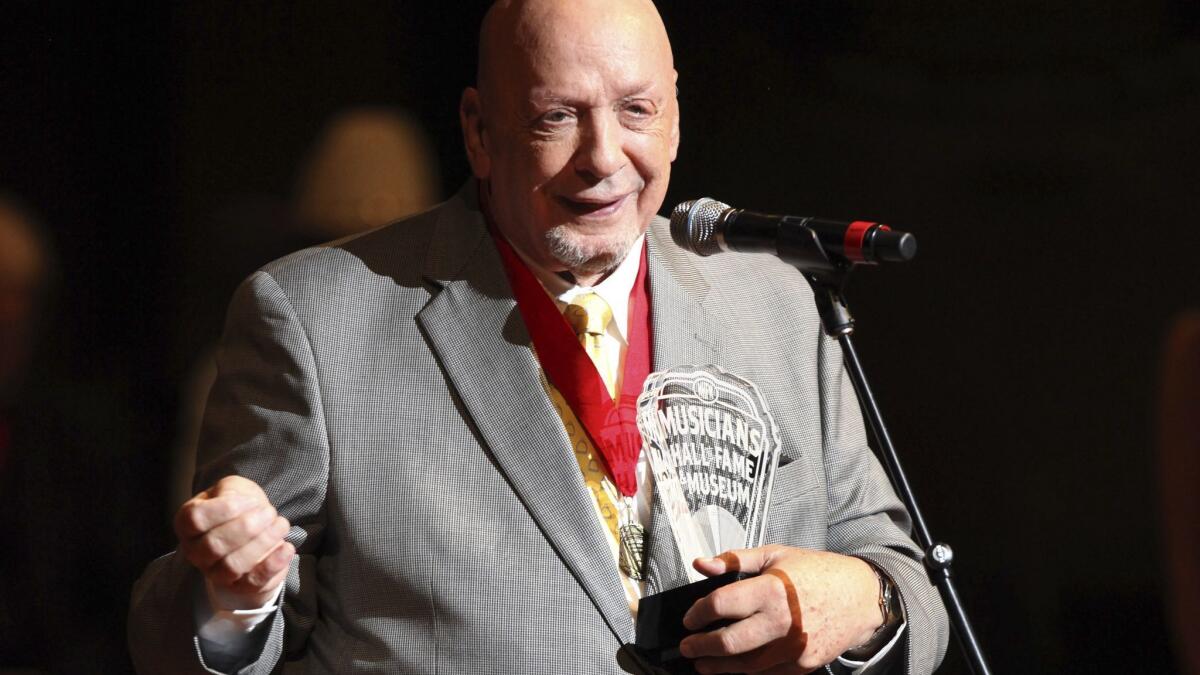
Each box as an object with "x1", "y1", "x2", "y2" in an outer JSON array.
[{"x1": 843, "y1": 560, "x2": 903, "y2": 661}]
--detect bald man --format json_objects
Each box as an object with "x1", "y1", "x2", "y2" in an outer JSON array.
[{"x1": 129, "y1": 1, "x2": 949, "y2": 673}]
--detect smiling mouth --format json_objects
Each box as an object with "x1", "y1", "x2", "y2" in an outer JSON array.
[{"x1": 557, "y1": 193, "x2": 631, "y2": 218}]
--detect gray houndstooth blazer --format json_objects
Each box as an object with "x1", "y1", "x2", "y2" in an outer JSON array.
[{"x1": 129, "y1": 182, "x2": 949, "y2": 674}]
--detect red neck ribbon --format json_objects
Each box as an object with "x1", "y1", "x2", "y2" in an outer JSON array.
[{"x1": 486, "y1": 219, "x2": 652, "y2": 498}]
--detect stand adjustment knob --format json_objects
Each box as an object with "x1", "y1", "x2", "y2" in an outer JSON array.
[{"x1": 926, "y1": 542, "x2": 954, "y2": 571}]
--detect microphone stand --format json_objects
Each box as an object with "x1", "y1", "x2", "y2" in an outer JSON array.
[{"x1": 781, "y1": 227, "x2": 992, "y2": 675}]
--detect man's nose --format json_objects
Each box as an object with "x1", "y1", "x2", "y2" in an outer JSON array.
[{"x1": 574, "y1": 113, "x2": 625, "y2": 180}]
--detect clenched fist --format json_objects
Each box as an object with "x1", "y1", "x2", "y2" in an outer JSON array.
[{"x1": 174, "y1": 475, "x2": 295, "y2": 609}]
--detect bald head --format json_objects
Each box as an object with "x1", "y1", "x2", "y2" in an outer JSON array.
[
  {"x1": 476, "y1": 0, "x2": 673, "y2": 111},
  {"x1": 461, "y1": 0, "x2": 680, "y2": 283}
]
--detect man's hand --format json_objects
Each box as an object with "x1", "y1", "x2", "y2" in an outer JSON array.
[
  {"x1": 174, "y1": 475, "x2": 295, "y2": 610},
  {"x1": 678, "y1": 545, "x2": 883, "y2": 674}
]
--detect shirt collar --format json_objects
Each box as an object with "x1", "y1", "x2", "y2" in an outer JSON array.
[{"x1": 506, "y1": 235, "x2": 645, "y2": 343}]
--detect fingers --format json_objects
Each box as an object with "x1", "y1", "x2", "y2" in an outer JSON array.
[
  {"x1": 174, "y1": 476, "x2": 296, "y2": 608},
  {"x1": 175, "y1": 491, "x2": 258, "y2": 539},
  {"x1": 681, "y1": 611, "x2": 785, "y2": 660},
  {"x1": 681, "y1": 562, "x2": 810, "y2": 673},
  {"x1": 692, "y1": 643, "x2": 815, "y2": 675},
  {"x1": 683, "y1": 574, "x2": 784, "y2": 631},
  {"x1": 206, "y1": 515, "x2": 291, "y2": 585},
  {"x1": 229, "y1": 541, "x2": 294, "y2": 597},
  {"x1": 686, "y1": 546, "x2": 880, "y2": 673},
  {"x1": 691, "y1": 649, "x2": 788, "y2": 674},
  {"x1": 174, "y1": 475, "x2": 269, "y2": 538},
  {"x1": 685, "y1": 613, "x2": 813, "y2": 675},
  {"x1": 181, "y1": 504, "x2": 280, "y2": 569}
]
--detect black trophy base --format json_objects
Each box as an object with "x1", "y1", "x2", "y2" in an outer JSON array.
[{"x1": 633, "y1": 572, "x2": 752, "y2": 674}]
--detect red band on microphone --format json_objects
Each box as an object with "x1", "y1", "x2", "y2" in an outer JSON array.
[{"x1": 843, "y1": 221, "x2": 877, "y2": 262}]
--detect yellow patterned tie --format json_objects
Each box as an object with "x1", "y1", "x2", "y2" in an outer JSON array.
[
  {"x1": 563, "y1": 293, "x2": 617, "y2": 398},
  {"x1": 545, "y1": 384, "x2": 622, "y2": 546},
  {"x1": 558, "y1": 292, "x2": 621, "y2": 545}
]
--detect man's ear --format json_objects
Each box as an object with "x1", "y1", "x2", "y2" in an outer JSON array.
[{"x1": 460, "y1": 87, "x2": 491, "y2": 179}]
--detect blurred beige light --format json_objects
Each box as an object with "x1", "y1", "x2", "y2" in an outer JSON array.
[
  {"x1": 293, "y1": 107, "x2": 439, "y2": 239},
  {"x1": 0, "y1": 200, "x2": 46, "y2": 391}
]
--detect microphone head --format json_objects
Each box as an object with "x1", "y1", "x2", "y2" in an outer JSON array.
[
  {"x1": 872, "y1": 228, "x2": 918, "y2": 262},
  {"x1": 670, "y1": 198, "x2": 731, "y2": 256}
]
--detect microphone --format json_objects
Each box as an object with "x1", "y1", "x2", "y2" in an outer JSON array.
[{"x1": 670, "y1": 198, "x2": 917, "y2": 268}]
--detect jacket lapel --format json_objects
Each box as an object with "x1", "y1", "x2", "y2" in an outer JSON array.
[{"x1": 415, "y1": 187, "x2": 635, "y2": 642}]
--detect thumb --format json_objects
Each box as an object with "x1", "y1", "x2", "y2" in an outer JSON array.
[
  {"x1": 692, "y1": 545, "x2": 778, "y2": 577},
  {"x1": 207, "y1": 475, "x2": 266, "y2": 501}
]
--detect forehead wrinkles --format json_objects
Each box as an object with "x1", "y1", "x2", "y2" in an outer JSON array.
[{"x1": 529, "y1": 52, "x2": 648, "y2": 103}]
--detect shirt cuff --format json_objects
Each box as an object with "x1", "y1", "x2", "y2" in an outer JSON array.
[
  {"x1": 196, "y1": 581, "x2": 284, "y2": 648},
  {"x1": 836, "y1": 619, "x2": 906, "y2": 674}
]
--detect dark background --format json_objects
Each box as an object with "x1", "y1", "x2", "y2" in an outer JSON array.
[{"x1": 3, "y1": 1, "x2": 1198, "y2": 672}]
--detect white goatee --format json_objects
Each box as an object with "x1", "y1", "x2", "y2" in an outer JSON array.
[{"x1": 544, "y1": 222, "x2": 642, "y2": 279}]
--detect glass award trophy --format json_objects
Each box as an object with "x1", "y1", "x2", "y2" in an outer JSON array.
[{"x1": 632, "y1": 365, "x2": 782, "y2": 674}]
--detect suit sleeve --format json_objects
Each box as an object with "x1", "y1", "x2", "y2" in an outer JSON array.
[
  {"x1": 129, "y1": 270, "x2": 331, "y2": 674},
  {"x1": 816, "y1": 329, "x2": 951, "y2": 675}
]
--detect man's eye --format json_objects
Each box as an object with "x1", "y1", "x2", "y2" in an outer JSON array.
[
  {"x1": 540, "y1": 110, "x2": 574, "y2": 125},
  {"x1": 621, "y1": 102, "x2": 656, "y2": 121}
]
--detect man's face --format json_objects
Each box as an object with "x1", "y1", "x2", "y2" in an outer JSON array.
[{"x1": 463, "y1": 1, "x2": 679, "y2": 278}]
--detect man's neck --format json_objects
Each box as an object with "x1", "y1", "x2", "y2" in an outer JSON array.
[
  {"x1": 511, "y1": 237, "x2": 644, "y2": 295},
  {"x1": 563, "y1": 268, "x2": 608, "y2": 288}
]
